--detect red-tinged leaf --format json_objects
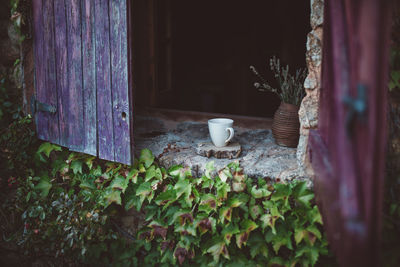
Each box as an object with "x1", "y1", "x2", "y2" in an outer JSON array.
[
  {"x1": 199, "y1": 194, "x2": 218, "y2": 214},
  {"x1": 222, "y1": 223, "x2": 240, "y2": 245},
  {"x1": 235, "y1": 231, "x2": 249, "y2": 249},
  {"x1": 161, "y1": 241, "x2": 173, "y2": 252},
  {"x1": 260, "y1": 214, "x2": 278, "y2": 234},
  {"x1": 207, "y1": 241, "x2": 230, "y2": 262},
  {"x1": 175, "y1": 224, "x2": 196, "y2": 237},
  {"x1": 197, "y1": 218, "x2": 212, "y2": 235},
  {"x1": 149, "y1": 222, "x2": 168, "y2": 240},
  {"x1": 219, "y1": 206, "x2": 232, "y2": 223},
  {"x1": 174, "y1": 247, "x2": 188, "y2": 265},
  {"x1": 179, "y1": 213, "x2": 194, "y2": 225},
  {"x1": 138, "y1": 230, "x2": 152, "y2": 241},
  {"x1": 241, "y1": 219, "x2": 258, "y2": 233}
]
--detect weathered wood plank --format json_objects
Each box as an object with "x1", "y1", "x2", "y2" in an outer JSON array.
[
  {"x1": 65, "y1": 0, "x2": 84, "y2": 151},
  {"x1": 33, "y1": 0, "x2": 60, "y2": 143},
  {"x1": 54, "y1": 0, "x2": 68, "y2": 147},
  {"x1": 127, "y1": 0, "x2": 135, "y2": 164},
  {"x1": 32, "y1": 0, "x2": 44, "y2": 137},
  {"x1": 81, "y1": 0, "x2": 97, "y2": 156},
  {"x1": 109, "y1": 0, "x2": 131, "y2": 164},
  {"x1": 95, "y1": 0, "x2": 115, "y2": 161}
]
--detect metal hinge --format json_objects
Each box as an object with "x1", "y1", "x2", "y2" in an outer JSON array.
[{"x1": 31, "y1": 96, "x2": 57, "y2": 115}]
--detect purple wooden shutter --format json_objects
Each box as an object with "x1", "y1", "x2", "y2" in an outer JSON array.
[
  {"x1": 308, "y1": 0, "x2": 392, "y2": 266},
  {"x1": 32, "y1": 0, "x2": 133, "y2": 165}
]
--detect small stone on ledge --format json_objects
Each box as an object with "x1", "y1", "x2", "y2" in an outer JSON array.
[{"x1": 196, "y1": 142, "x2": 241, "y2": 159}]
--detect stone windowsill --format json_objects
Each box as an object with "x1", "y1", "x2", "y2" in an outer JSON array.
[{"x1": 134, "y1": 113, "x2": 306, "y2": 182}]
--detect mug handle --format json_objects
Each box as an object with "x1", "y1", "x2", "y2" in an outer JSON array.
[{"x1": 225, "y1": 127, "x2": 234, "y2": 144}]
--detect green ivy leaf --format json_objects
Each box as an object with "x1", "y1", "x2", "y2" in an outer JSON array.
[
  {"x1": 84, "y1": 156, "x2": 96, "y2": 169},
  {"x1": 155, "y1": 190, "x2": 177, "y2": 207},
  {"x1": 298, "y1": 193, "x2": 315, "y2": 208},
  {"x1": 155, "y1": 167, "x2": 163, "y2": 180},
  {"x1": 271, "y1": 183, "x2": 292, "y2": 202},
  {"x1": 295, "y1": 228, "x2": 306, "y2": 245},
  {"x1": 227, "y1": 197, "x2": 243, "y2": 208},
  {"x1": 136, "y1": 182, "x2": 152, "y2": 207},
  {"x1": 205, "y1": 161, "x2": 215, "y2": 179},
  {"x1": 104, "y1": 190, "x2": 122, "y2": 205},
  {"x1": 168, "y1": 165, "x2": 183, "y2": 178},
  {"x1": 218, "y1": 167, "x2": 232, "y2": 183},
  {"x1": 145, "y1": 165, "x2": 156, "y2": 181},
  {"x1": 295, "y1": 245, "x2": 320, "y2": 266},
  {"x1": 136, "y1": 182, "x2": 152, "y2": 197},
  {"x1": 292, "y1": 181, "x2": 308, "y2": 197},
  {"x1": 200, "y1": 175, "x2": 214, "y2": 189},
  {"x1": 71, "y1": 160, "x2": 83, "y2": 175},
  {"x1": 216, "y1": 182, "x2": 230, "y2": 201},
  {"x1": 232, "y1": 181, "x2": 246, "y2": 192},
  {"x1": 251, "y1": 185, "x2": 271, "y2": 199},
  {"x1": 37, "y1": 142, "x2": 62, "y2": 158},
  {"x1": 248, "y1": 234, "x2": 268, "y2": 259},
  {"x1": 34, "y1": 177, "x2": 52, "y2": 198},
  {"x1": 79, "y1": 176, "x2": 96, "y2": 190},
  {"x1": 110, "y1": 175, "x2": 129, "y2": 193},
  {"x1": 168, "y1": 165, "x2": 191, "y2": 180},
  {"x1": 140, "y1": 149, "x2": 154, "y2": 168},
  {"x1": 267, "y1": 226, "x2": 294, "y2": 254},
  {"x1": 249, "y1": 204, "x2": 262, "y2": 220},
  {"x1": 174, "y1": 179, "x2": 191, "y2": 200},
  {"x1": 124, "y1": 192, "x2": 139, "y2": 211},
  {"x1": 308, "y1": 206, "x2": 323, "y2": 225},
  {"x1": 127, "y1": 169, "x2": 139, "y2": 183}
]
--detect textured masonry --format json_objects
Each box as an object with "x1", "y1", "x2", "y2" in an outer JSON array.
[{"x1": 297, "y1": 0, "x2": 324, "y2": 175}]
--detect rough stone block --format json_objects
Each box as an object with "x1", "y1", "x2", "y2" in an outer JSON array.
[{"x1": 196, "y1": 142, "x2": 241, "y2": 159}]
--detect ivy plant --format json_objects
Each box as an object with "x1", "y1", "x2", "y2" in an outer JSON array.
[{"x1": 2, "y1": 138, "x2": 331, "y2": 266}]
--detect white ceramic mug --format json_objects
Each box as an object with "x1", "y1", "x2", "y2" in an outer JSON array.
[{"x1": 208, "y1": 118, "x2": 234, "y2": 147}]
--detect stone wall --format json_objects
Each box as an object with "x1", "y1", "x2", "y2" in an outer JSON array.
[
  {"x1": 0, "y1": 2, "x2": 22, "y2": 91},
  {"x1": 297, "y1": 0, "x2": 324, "y2": 175}
]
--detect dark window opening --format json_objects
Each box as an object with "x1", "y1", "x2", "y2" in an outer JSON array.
[{"x1": 132, "y1": 0, "x2": 310, "y2": 118}]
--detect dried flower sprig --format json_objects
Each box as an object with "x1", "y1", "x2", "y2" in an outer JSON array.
[{"x1": 250, "y1": 56, "x2": 307, "y2": 106}]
